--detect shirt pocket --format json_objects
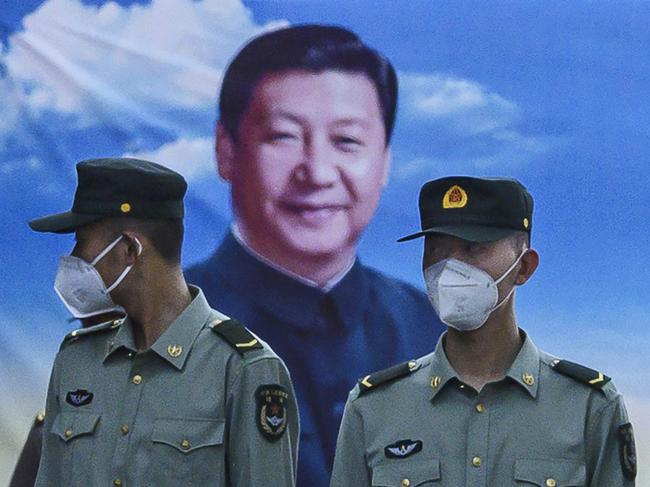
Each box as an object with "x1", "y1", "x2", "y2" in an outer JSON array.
[
  {"x1": 51, "y1": 411, "x2": 101, "y2": 487},
  {"x1": 150, "y1": 417, "x2": 225, "y2": 486},
  {"x1": 372, "y1": 458, "x2": 441, "y2": 486},
  {"x1": 514, "y1": 459, "x2": 586, "y2": 486}
]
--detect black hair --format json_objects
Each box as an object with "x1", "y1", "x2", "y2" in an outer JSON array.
[
  {"x1": 104, "y1": 218, "x2": 184, "y2": 265},
  {"x1": 509, "y1": 231, "x2": 530, "y2": 252},
  {"x1": 219, "y1": 24, "x2": 398, "y2": 145}
]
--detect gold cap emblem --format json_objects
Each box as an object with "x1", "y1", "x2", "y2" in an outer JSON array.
[
  {"x1": 442, "y1": 185, "x2": 468, "y2": 209},
  {"x1": 167, "y1": 345, "x2": 183, "y2": 358}
]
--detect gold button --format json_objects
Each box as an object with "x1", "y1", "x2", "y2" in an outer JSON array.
[
  {"x1": 459, "y1": 384, "x2": 465, "y2": 389},
  {"x1": 132, "y1": 374, "x2": 142, "y2": 385},
  {"x1": 475, "y1": 403, "x2": 485, "y2": 413},
  {"x1": 523, "y1": 217, "x2": 529, "y2": 229},
  {"x1": 472, "y1": 456, "x2": 482, "y2": 467},
  {"x1": 113, "y1": 479, "x2": 123, "y2": 486},
  {"x1": 546, "y1": 479, "x2": 556, "y2": 487},
  {"x1": 64, "y1": 429, "x2": 72, "y2": 438},
  {"x1": 401, "y1": 479, "x2": 410, "y2": 487},
  {"x1": 120, "y1": 425, "x2": 129, "y2": 435},
  {"x1": 408, "y1": 360, "x2": 417, "y2": 370},
  {"x1": 181, "y1": 439, "x2": 191, "y2": 450},
  {"x1": 120, "y1": 203, "x2": 131, "y2": 213}
]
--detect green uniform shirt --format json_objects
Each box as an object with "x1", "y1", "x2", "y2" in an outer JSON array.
[
  {"x1": 331, "y1": 330, "x2": 635, "y2": 487},
  {"x1": 35, "y1": 286, "x2": 299, "y2": 487}
]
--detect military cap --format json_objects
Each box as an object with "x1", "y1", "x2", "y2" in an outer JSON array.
[
  {"x1": 29, "y1": 158, "x2": 187, "y2": 233},
  {"x1": 398, "y1": 176, "x2": 533, "y2": 242}
]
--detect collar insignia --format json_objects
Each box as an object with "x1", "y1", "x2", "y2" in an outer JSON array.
[{"x1": 167, "y1": 345, "x2": 183, "y2": 358}]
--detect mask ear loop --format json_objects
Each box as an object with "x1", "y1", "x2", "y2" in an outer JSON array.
[
  {"x1": 490, "y1": 248, "x2": 528, "y2": 311},
  {"x1": 105, "y1": 236, "x2": 143, "y2": 294},
  {"x1": 90, "y1": 235, "x2": 124, "y2": 266}
]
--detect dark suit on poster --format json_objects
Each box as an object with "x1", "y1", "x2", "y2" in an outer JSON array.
[{"x1": 185, "y1": 232, "x2": 445, "y2": 486}]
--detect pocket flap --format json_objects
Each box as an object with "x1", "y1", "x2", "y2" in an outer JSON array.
[
  {"x1": 52, "y1": 411, "x2": 100, "y2": 442},
  {"x1": 152, "y1": 418, "x2": 225, "y2": 453},
  {"x1": 372, "y1": 458, "x2": 440, "y2": 486},
  {"x1": 514, "y1": 459, "x2": 586, "y2": 486}
]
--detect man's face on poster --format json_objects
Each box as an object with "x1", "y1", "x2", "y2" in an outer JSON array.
[{"x1": 217, "y1": 70, "x2": 391, "y2": 260}]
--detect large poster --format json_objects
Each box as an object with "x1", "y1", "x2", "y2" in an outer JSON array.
[{"x1": 1, "y1": 1, "x2": 647, "y2": 484}]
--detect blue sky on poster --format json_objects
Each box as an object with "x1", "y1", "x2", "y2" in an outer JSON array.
[{"x1": 0, "y1": 0, "x2": 648, "y2": 481}]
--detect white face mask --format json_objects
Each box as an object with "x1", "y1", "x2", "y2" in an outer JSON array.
[
  {"x1": 424, "y1": 248, "x2": 527, "y2": 332},
  {"x1": 54, "y1": 235, "x2": 142, "y2": 319}
]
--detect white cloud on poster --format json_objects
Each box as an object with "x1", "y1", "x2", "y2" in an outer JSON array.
[
  {"x1": 123, "y1": 136, "x2": 214, "y2": 181},
  {"x1": 400, "y1": 73, "x2": 520, "y2": 135},
  {"x1": 0, "y1": 0, "x2": 287, "y2": 133},
  {"x1": 394, "y1": 73, "x2": 548, "y2": 177}
]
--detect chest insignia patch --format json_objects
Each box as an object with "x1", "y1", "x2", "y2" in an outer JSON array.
[
  {"x1": 65, "y1": 389, "x2": 94, "y2": 407},
  {"x1": 384, "y1": 439, "x2": 423, "y2": 459},
  {"x1": 256, "y1": 384, "x2": 289, "y2": 442},
  {"x1": 618, "y1": 422, "x2": 637, "y2": 479}
]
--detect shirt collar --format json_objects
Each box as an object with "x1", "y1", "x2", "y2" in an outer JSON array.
[
  {"x1": 212, "y1": 232, "x2": 369, "y2": 332},
  {"x1": 427, "y1": 333, "x2": 461, "y2": 401},
  {"x1": 503, "y1": 329, "x2": 541, "y2": 398},
  {"x1": 104, "y1": 285, "x2": 213, "y2": 370},
  {"x1": 427, "y1": 329, "x2": 541, "y2": 401}
]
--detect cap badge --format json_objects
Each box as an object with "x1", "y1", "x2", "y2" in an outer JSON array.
[{"x1": 442, "y1": 185, "x2": 468, "y2": 209}]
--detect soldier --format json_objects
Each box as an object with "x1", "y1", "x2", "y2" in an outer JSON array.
[
  {"x1": 29, "y1": 158, "x2": 298, "y2": 487},
  {"x1": 331, "y1": 176, "x2": 636, "y2": 487}
]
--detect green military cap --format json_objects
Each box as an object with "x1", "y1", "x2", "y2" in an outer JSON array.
[
  {"x1": 398, "y1": 176, "x2": 533, "y2": 243},
  {"x1": 29, "y1": 158, "x2": 187, "y2": 233}
]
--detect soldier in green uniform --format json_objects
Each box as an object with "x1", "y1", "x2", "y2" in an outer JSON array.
[
  {"x1": 330, "y1": 176, "x2": 636, "y2": 487},
  {"x1": 29, "y1": 158, "x2": 299, "y2": 487}
]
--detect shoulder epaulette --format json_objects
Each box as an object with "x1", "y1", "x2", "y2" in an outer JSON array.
[
  {"x1": 210, "y1": 318, "x2": 263, "y2": 355},
  {"x1": 358, "y1": 360, "x2": 420, "y2": 396},
  {"x1": 64, "y1": 318, "x2": 123, "y2": 343},
  {"x1": 550, "y1": 359, "x2": 611, "y2": 390}
]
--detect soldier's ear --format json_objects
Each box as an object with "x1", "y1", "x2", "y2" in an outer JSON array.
[
  {"x1": 216, "y1": 123, "x2": 235, "y2": 182},
  {"x1": 515, "y1": 248, "x2": 539, "y2": 285},
  {"x1": 120, "y1": 232, "x2": 143, "y2": 266}
]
